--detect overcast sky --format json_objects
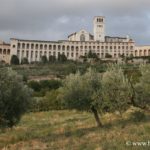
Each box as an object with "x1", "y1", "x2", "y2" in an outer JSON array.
[{"x1": 0, "y1": 0, "x2": 150, "y2": 45}]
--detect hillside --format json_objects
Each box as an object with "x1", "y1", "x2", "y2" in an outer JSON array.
[{"x1": 0, "y1": 108, "x2": 149, "y2": 150}]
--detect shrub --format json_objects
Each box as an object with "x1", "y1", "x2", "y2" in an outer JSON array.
[
  {"x1": 21, "y1": 57, "x2": 29, "y2": 64},
  {"x1": 58, "y1": 54, "x2": 67, "y2": 62},
  {"x1": 134, "y1": 64, "x2": 150, "y2": 109},
  {"x1": 10, "y1": 55, "x2": 19, "y2": 65},
  {"x1": 130, "y1": 111, "x2": 146, "y2": 122},
  {"x1": 41, "y1": 56, "x2": 48, "y2": 64},
  {"x1": 28, "y1": 80, "x2": 41, "y2": 92},
  {"x1": 49, "y1": 55, "x2": 56, "y2": 62},
  {"x1": 0, "y1": 68, "x2": 32, "y2": 128}
]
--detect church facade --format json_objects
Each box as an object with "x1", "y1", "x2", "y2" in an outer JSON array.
[{"x1": 0, "y1": 16, "x2": 149, "y2": 64}]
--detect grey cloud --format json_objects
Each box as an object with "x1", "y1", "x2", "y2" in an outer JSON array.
[{"x1": 0, "y1": 0, "x2": 150, "y2": 44}]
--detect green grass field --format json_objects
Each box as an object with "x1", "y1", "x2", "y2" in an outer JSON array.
[{"x1": 0, "y1": 108, "x2": 150, "y2": 150}]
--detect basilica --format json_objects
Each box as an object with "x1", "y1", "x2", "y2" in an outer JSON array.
[{"x1": 0, "y1": 16, "x2": 150, "y2": 64}]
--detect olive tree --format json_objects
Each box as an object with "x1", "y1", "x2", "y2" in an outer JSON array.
[
  {"x1": 134, "y1": 64, "x2": 150, "y2": 109},
  {"x1": 0, "y1": 68, "x2": 32, "y2": 128},
  {"x1": 59, "y1": 69, "x2": 103, "y2": 127},
  {"x1": 101, "y1": 65, "x2": 132, "y2": 114}
]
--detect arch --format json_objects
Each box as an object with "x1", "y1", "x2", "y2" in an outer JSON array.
[
  {"x1": 135, "y1": 50, "x2": 138, "y2": 56},
  {"x1": 26, "y1": 43, "x2": 30, "y2": 49},
  {"x1": 144, "y1": 49, "x2": 147, "y2": 56},
  {"x1": 7, "y1": 49, "x2": 10, "y2": 55},
  {"x1": 44, "y1": 44, "x2": 47, "y2": 50},
  {"x1": 40, "y1": 44, "x2": 43, "y2": 49},
  {"x1": 76, "y1": 46, "x2": 79, "y2": 51},
  {"x1": 53, "y1": 45, "x2": 56, "y2": 50},
  {"x1": 148, "y1": 49, "x2": 150, "y2": 56},
  {"x1": 35, "y1": 44, "x2": 38, "y2": 49},
  {"x1": 139, "y1": 50, "x2": 142, "y2": 56},
  {"x1": 62, "y1": 45, "x2": 65, "y2": 50},
  {"x1": 40, "y1": 51, "x2": 42, "y2": 57},
  {"x1": 80, "y1": 34, "x2": 85, "y2": 41},
  {"x1": 71, "y1": 46, "x2": 74, "y2": 51},
  {"x1": 3, "y1": 49, "x2": 6, "y2": 55},
  {"x1": 49, "y1": 45, "x2": 52, "y2": 50},
  {"x1": 67, "y1": 46, "x2": 70, "y2": 51},
  {"x1": 31, "y1": 43, "x2": 34, "y2": 49},
  {"x1": 58, "y1": 45, "x2": 61, "y2": 50},
  {"x1": 22, "y1": 43, "x2": 25, "y2": 49},
  {"x1": 80, "y1": 46, "x2": 83, "y2": 50},
  {"x1": 18, "y1": 43, "x2": 20, "y2": 49}
]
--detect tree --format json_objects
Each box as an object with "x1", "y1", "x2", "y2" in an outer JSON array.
[
  {"x1": 59, "y1": 68, "x2": 103, "y2": 127},
  {"x1": 0, "y1": 68, "x2": 32, "y2": 128},
  {"x1": 49, "y1": 55, "x2": 56, "y2": 63},
  {"x1": 134, "y1": 64, "x2": 150, "y2": 109},
  {"x1": 101, "y1": 65, "x2": 132, "y2": 114},
  {"x1": 10, "y1": 55, "x2": 19, "y2": 65},
  {"x1": 21, "y1": 57, "x2": 29, "y2": 64},
  {"x1": 105, "y1": 53, "x2": 112, "y2": 58},
  {"x1": 58, "y1": 54, "x2": 67, "y2": 62},
  {"x1": 87, "y1": 50, "x2": 98, "y2": 59},
  {"x1": 28, "y1": 80, "x2": 41, "y2": 92},
  {"x1": 41, "y1": 56, "x2": 48, "y2": 64}
]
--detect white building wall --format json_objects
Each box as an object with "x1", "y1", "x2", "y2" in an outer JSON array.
[
  {"x1": 9, "y1": 38, "x2": 135, "y2": 64},
  {"x1": 134, "y1": 46, "x2": 150, "y2": 57}
]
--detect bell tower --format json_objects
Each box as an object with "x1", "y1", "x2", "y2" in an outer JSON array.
[{"x1": 93, "y1": 16, "x2": 105, "y2": 42}]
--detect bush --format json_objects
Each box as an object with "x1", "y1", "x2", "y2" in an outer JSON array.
[
  {"x1": 30, "y1": 90, "x2": 62, "y2": 112},
  {"x1": 134, "y1": 64, "x2": 150, "y2": 108},
  {"x1": 28, "y1": 80, "x2": 41, "y2": 92},
  {"x1": 21, "y1": 57, "x2": 29, "y2": 64},
  {"x1": 41, "y1": 56, "x2": 48, "y2": 64},
  {"x1": 49, "y1": 55, "x2": 56, "y2": 63},
  {"x1": 58, "y1": 54, "x2": 67, "y2": 62},
  {"x1": 130, "y1": 111, "x2": 146, "y2": 122},
  {"x1": 0, "y1": 68, "x2": 32, "y2": 128},
  {"x1": 28, "y1": 79, "x2": 62, "y2": 97},
  {"x1": 11, "y1": 55, "x2": 19, "y2": 65}
]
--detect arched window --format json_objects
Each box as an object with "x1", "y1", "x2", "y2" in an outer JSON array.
[
  {"x1": 7, "y1": 49, "x2": 10, "y2": 55},
  {"x1": 27, "y1": 43, "x2": 30, "y2": 49},
  {"x1": 35, "y1": 44, "x2": 38, "y2": 49},
  {"x1": 3, "y1": 49, "x2": 6, "y2": 55},
  {"x1": 22, "y1": 43, "x2": 25, "y2": 49},
  {"x1": 80, "y1": 34, "x2": 85, "y2": 42},
  {"x1": 135, "y1": 50, "x2": 138, "y2": 56},
  {"x1": 31, "y1": 44, "x2": 34, "y2": 49},
  {"x1": 44, "y1": 44, "x2": 47, "y2": 50},
  {"x1": 40, "y1": 44, "x2": 43, "y2": 50},
  {"x1": 144, "y1": 50, "x2": 147, "y2": 56}
]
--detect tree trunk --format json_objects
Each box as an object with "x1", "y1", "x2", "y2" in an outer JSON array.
[{"x1": 91, "y1": 106, "x2": 102, "y2": 127}]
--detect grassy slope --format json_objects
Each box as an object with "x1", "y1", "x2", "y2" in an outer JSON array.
[{"x1": 0, "y1": 108, "x2": 150, "y2": 150}]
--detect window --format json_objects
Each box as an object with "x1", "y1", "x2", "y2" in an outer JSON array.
[
  {"x1": 80, "y1": 34, "x2": 85, "y2": 42},
  {"x1": 22, "y1": 43, "x2": 25, "y2": 49},
  {"x1": 44, "y1": 45, "x2": 47, "y2": 50},
  {"x1": 31, "y1": 44, "x2": 34, "y2": 49},
  {"x1": 27, "y1": 44, "x2": 29, "y2": 49},
  {"x1": 7, "y1": 49, "x2": 10, "y2": 55},
  {"x1": 40, "y1": 44, "x2": 43, "y2": 49}
]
